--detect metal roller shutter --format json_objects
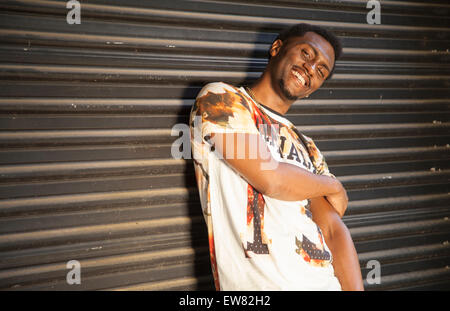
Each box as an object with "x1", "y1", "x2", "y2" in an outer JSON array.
[{"x1": 0, "y1": 0, "x2": 449, "y2": 291}]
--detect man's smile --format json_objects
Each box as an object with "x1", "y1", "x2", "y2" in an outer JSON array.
[{"x1": 291, "y1": 66, "x2": 310, "y2": 88}]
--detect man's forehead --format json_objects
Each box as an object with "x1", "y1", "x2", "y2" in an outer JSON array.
[{"x1": 284, "y1": 32, "x2": 335, "y2": 65}]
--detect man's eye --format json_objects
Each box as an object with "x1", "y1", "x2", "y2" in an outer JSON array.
[
  {"x1": 302, "y1": 49, "x2": 310, "y2": 58},
  {"x1": 318, "y1": 67, "x2": 328, "y2": 79},
  {"x1": 318, "y1": 68, "x2": 324, "y2": 77}
]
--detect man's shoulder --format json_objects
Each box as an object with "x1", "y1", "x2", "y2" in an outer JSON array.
[{"x1": 196, "y1": 82, "x2": 240, "y2": 99}]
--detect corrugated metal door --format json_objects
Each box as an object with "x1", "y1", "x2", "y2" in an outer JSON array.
[{"x1": 0, "y1": 0, "x2": 449, "y2": 290}]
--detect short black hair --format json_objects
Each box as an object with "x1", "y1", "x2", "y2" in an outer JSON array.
[{"x1": 270, "y1": 23, "x2": 342, "y2": 80}]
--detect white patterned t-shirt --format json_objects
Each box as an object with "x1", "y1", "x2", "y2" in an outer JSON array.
[{"x1": 189, "y1": 82, "x2": 341, "y2": 291}]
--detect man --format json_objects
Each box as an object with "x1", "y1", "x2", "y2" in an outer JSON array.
[{"x1": 189, "y1": 23, "x2": 364, "y2": 291}]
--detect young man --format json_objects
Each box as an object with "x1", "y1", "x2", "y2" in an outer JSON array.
[{"x1": 189, "y1": 24, "x2": 364, "y2": 291}]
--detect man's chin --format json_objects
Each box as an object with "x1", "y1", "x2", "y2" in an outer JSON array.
[{"x1": 279, "y1": 79, "x2": 309, "y2": 101}]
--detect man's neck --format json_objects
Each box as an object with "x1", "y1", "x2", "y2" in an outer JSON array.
[{"x1": 247, "y1": 74, "x2": 295, "y2": 115}]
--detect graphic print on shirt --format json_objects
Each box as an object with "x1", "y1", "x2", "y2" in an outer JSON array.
[
  {"x1": 244, "y1": 184, "x2": 270, "y2": 257},
  {"x1": 278, "y1": 126, "x2": 316, "y2": 173},
  {"x1": 295, "y1": 225, "x2": 332, "y2": 268},
  {"x1": 302, "y1": 134, "x2": 331, "y2": 176},
  {"x1": 242, "y1": 101, "x2": 276, "y2": 257},
  {"x1": 300, "y1": 199, "x2": 313, "y2": 219}
]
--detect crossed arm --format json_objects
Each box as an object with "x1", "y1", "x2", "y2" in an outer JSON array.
[{"x1": 210, "y1": 132, "x2": 364, "y2": 290}]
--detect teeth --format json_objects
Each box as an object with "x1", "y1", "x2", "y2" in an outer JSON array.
[{"x1": 293, "y1": 70, "x2": 306, "y2": 86}]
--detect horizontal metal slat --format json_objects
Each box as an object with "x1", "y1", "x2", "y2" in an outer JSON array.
[
  {"x1": 0, "y1": 230, "x2": 201, "y2": 269},
  {"x1": 332, "y1": 159, "x2": 450, "y2": 178},
  {"x1": 0, "y1": 245, "x2": 208, "y2": 289},
  {"x1": 347, "y1": 193, "x2": 450, "y2": 216},
  {"x1": 4, "y1": 261, "x2": 212, "y2": 291},
  {"x1": 347, "y1": 182, "x2": 449, "y2": 202},
  {"x1": 341, "y1": 170, "x2": 450, "y2": 192},
  {"x1": 354, "y1": 228, "x2": 449, "y2": 253},
  {"x1": 0, "y1": 123, "x2": 447, "y2": 147},
  {"x1": 358, "y1": 243, "x2": 450, "y2": 267},
  {"x1": 1, "y1": 111, "x2": 449, "y2": 130},
  {"x1": 0, "y1": 98, "x2": 194, "y2": 114},
  {"x1": 0, "y1": 202, "x2": 201, "y2": 237},
  {"x1": 365, "y1": 266, "x2": 450, "y2": 291},
  {"x1": 0, "y1": 173, "x2": 192, "y2": 199},
  {"x1": 0, "y1": 129, "x2": 173, "y2": 146},
  {"x1": 315, "y1": 135, "x2": 450, "y2": 151},
  {"x1": 0, "y1": 215, "x2": 203, "y2": 252},
  {"x1": 350, "y1": 218, "x2": 450, "y2": 242},
  {"x1": 325, "y1": 146, "x2": 450, "y2": 164},
  {"x1": 0, "y1": 98, "x2": 449, "y2": 114},
  {"x1": 1, "y1": 63, "x2": 449, "y2": 89},
  {"x1": 0, "y1": 144, "x2": 173, "y2": 164},
  {"x1": 299, "y1": 123, "x2": 450, "y2": 139},
  {"x1": 1, "y1": 81, "x2": 448, "y2": 99},
  {"x1": 108, "y1": 275, "x2": 213, "y2": 291},
  {"x1": 0, "y1": 187, "x2": 196, "y2": 217},
  {"x1": 0, "y1": 159, "x2": 186, "y2": 181}
]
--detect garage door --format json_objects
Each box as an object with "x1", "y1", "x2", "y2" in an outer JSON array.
[{"x1": 0, "y1": 0, "x2": 449, "y2": 290}]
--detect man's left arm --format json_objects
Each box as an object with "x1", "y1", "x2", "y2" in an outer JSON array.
[{"x1": 310, "y1": 196, "x2": 364, "y2": 291}]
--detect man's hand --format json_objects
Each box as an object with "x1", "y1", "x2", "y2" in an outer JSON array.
[{"x1": 325, "y1": 180, "x2": 348, "y2": 218}]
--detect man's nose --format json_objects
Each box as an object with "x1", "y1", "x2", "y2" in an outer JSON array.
[{"x1": 302, "y1": 62, "x2": 315, "y2": 77}]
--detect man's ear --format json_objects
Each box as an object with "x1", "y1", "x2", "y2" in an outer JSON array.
[{"x1": 269, "y1": 39, "x2": 283, "y2": 58}]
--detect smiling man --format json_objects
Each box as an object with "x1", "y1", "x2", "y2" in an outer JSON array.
[{"x1": 189, "y1": 24, "x2": 364, "y2": 291}]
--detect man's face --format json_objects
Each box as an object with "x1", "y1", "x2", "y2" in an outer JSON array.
[{"x1": 269, "y1": 31, "x2": 335, "y2": 101}]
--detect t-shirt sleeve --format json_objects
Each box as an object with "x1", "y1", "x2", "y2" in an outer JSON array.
[{"x1": 190, "y1": 82, "x2": 259, "y2": 143}]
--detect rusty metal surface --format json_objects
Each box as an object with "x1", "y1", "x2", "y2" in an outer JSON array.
[{"x1": 0, "y1": 0, "x2": 449, "y2": 290}]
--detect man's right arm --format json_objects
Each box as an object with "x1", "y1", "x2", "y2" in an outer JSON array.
[{"x1": 209, "y1": 132, "x2": 348, "y2": 216}]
